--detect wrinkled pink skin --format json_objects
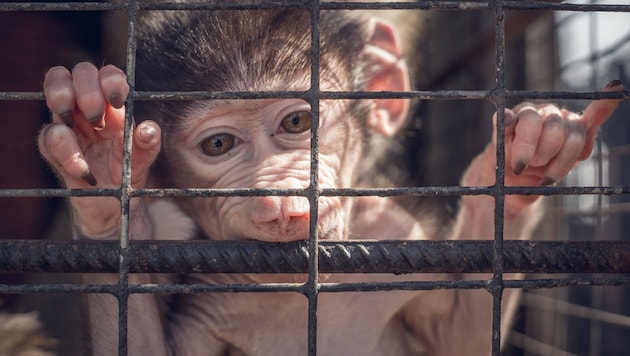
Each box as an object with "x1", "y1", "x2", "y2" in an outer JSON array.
[{"x1": 39, "y1": 51, "x2": 624, "y2": 356}]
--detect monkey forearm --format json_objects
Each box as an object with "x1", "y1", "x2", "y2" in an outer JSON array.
[
  {"x1": 82, "y1": 274, "x2": 169, "y2": 356},
  {"x1": 76, "y1": 203, "x2": 169, "y2": 355},
  {"x1": 455, "y1": 147, "x2": 543, "y2": 241},
  {"x1": 71, "y1": 199, "x2": 153, "y2": 240},
  {"x1": 453, "y1": 194, "x2": 543, "y2": 241}
]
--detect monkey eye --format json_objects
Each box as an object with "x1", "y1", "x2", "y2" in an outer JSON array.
[
  {"x1": 200, "y1": 133, "x2": 236, "y2": 156},
  {"x1": 280, "y1": 111, "x2": 312, "y2": 134}
]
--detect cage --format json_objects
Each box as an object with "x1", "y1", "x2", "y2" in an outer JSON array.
[{"x1": 0, "y1": 1, "x2": 628, "y2": 355}]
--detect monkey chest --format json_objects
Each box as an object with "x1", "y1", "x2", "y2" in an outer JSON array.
[{"x1": 172, "y1": 277, "x2": 426, "y2": 355}]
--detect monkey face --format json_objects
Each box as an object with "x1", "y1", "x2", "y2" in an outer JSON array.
[
  {"x1": 132, "y1": 10, "x2": 411, "y2": 242},
  {"x1": 160, "y1": 99, "x2": 361, "y2": 242}
]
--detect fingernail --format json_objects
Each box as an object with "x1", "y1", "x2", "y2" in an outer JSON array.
[
  {"x1": 60, "y1": 111, "x2": 75, "y2": 128},
  {"x1": 513, "y1": 161, "x2": 527, "y2": 176},
  {"x1": 88, "y1": 113, "x2": 105, "y2": 125},
  {"x1": 540, "y1": 177, "x2": 556, "y2": 186},
  {"x1": 93, "y1": 118, "x2": 106, "y2": 131},
  {"x1": 109, "y1": 93, "x2": 125, "y2": 108},
  {"x1": 605, "y1": 79, "x2": 623, "y2": 88},
  {"x1": 82, "y1": 170, "x2": 97, "y2": 186},
  {"x1": 139, "y1": 124, "x2": 157, "y2": 143}
]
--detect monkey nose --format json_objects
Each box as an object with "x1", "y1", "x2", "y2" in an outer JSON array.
[{"x1": 250, "y1": 196, "x2": 310, "y2": 233}]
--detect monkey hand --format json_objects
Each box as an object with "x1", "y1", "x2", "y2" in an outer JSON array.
[
  {"x1": 465, "y1": 80, "x2": 625, "y2": 217},
  {"x1": 38, "y1": 62, "x2": 161, "y2": 239}
]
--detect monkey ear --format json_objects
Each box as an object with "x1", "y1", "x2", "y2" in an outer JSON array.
[{"x1": 363, "y1": 18, "x2": 411, "y2": 136}]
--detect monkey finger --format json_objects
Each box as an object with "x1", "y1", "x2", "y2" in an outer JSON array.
[
  {"x1": 131, "y1": 121, "x2": 162, "y2": 186},
  {"x1": 540, "y1": 121, "x2": 586, "y2": 186},
  {"x1": 38, "y1": 123, "x2": 97, "y2": 186},
  {"x1": 510, "y1": 105, "x2": 544, "y2": 175},
  {"x1": 582, "y1": 80, "x2": 625, "y2": 132},
  {"x1": 577, "y1": 80, "x2": 626, "y2": 160},
  {"x1": 99, "y1": 65, "x2": 129, "y2": 109},
  {"x1": 72, "y1": 62, "x2": 107, "y2": 129},
  {"x1": 510, "y1": 101, "x2": 537, "y2": 114},
  {"x1": 43, "y1": 66, "x2": 76, "y2": 128},
  {"x1": 529, "y1": 114, "x2": 568, "y2": 167},
  {"x1": 491, "y1": 109, "x2": 516, "y2": 143}
]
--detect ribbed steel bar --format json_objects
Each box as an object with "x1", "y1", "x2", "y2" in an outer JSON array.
[{"x1": 1, "y1": 240, "x2": 629, "y2": 274}]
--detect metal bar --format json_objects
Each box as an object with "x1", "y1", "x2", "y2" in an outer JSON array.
[
  {"x1": 1, "y1": 185, "x2": 629, "y2": 199},
  {"x1": 3, "y1": 276, "x2": 630, "y2": 296},
  {"x1": 1, "y1": 1, "x2": 629, "y2": 12},
  {"x1": 491, "y1": 2, "x2": 508, "y2": 353},
  {"x1": 306, "y1": 2, "x2": 322, "y2": 355},
  {"x1": 116, "y1": 1, "x2": 139, "y2": 354},
  {"x1": 3, "y1": 89, "x2": 629, "y2": 102},
  {"x1": 1, "y1": 240, "x2": 630, "y2": 274}
]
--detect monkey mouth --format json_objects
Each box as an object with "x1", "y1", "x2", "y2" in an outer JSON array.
[
  {"x1": 313, "y1": 202, "x2": 347, "y2": 241},
  {"x1": 316, "y1": 226, "x2": 344, "y2": 240},
  {"x1": 316, "y1": 216, "x2": 346, "y2": 241}
]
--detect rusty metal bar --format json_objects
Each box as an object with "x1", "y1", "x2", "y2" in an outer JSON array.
[
  {"x1": 2, "y1": 2, "x2": 628, "y2": 13},
  {"x1": 1, "y1": 240, "x2": 630, "y2": 274},
  {"x1": 3, "y1": 89, "x2": 629, "y2": 102},
  {"x1": 0, "y1": 185, "x2": 629, "y2": 199},
  {"x1": 3, "y1": 276, "x2": 630, "y2": 296}
]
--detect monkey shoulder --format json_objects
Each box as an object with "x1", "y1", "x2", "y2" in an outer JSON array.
[
  {"x1": 148, "y1": 198, "x2": 197, "y2": 241},
  {"x1": 350, "y1": 196, "x2": 427, "y2": 241}
]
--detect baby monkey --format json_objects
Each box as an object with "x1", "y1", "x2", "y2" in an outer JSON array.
[{"x1": 38, "y1": 6, "x2": 624, "y2": 356}]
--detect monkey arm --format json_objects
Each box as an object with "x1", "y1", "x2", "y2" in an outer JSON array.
[
  {"x1": 77, "y1": 206, "x2": 170, "y2": 356},
  {"x1": 82, "y1": 276, "x2": 170, "y2": 356},
  {"x1": 39, "y1": 62, "x2": 169, "y2": 354},
  {"x1": 39, "y1": 63, "x2": 161, "y2": 238},
  {"x1": 454, "y1": 81, "x2": 624, "y2": 241},
  {"x1": 401, "y1": 86, "x2": 624, "y2": 354},
  {"x1": 454, "y1": 148, "x2": 544, "y2": 241}
]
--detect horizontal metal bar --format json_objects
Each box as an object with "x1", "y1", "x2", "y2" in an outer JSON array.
[
  {"x1": 2, "y1": 89, "x2": 628, "y2": 102},
  {"x1": 322, "y1": 1, "x2": 630, "y2": 12},
  {"x1": 1, "y1": 240, "x2": 630, "y2": 274},
  {"x1": 0, "y1": 185, "x2": 628, "y2": 199},
  {"x1": 0, "y1": 188, "x2": 120, "y2": 198},
  {"x1": 0, "y1": 2, "x2": 124, "y2": 11},
  {"x1": 2, "y1": 1, "x2": 628, "y2": 13},
  {"x1": 3, "y1": 275, "x2": 630, "y2": 295}
]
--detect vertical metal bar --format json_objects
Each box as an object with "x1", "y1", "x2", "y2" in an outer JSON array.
[
  {"x1": 492, "y1": 1, "x2": 507, "y2": 355},
  {"x1": 307, "y1": 1, "x2": 322, "y2": 355},
  {"x1": 118, "y1": 1, "x2": 139, "y2": 355},
  {"x1": 589, "y1": 2, "x2": 603, "y2": 354}
]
